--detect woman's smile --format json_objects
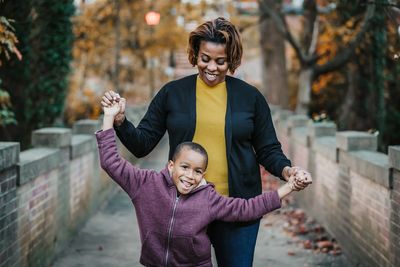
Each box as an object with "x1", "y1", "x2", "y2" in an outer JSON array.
[{"x1": 197, "y1": 41, "x2": 228, "y2": 87}]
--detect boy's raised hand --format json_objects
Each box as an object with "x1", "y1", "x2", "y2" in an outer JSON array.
[
  {"x1": 102, "y1": 99, "x2": 122, "y2": 131},
  {"x1": 103, "y1": 99, "x2": 121, "y2": 117},
  {"x1": 101, "y1": 90, "x2": 126, "y2": 126}
]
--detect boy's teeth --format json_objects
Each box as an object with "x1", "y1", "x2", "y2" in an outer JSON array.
[{"x1": 182, "y1": 180, "x2": 191, "y2": 187}]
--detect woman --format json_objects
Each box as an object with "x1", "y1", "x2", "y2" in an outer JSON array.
[{"x1": 102, "y1": 17, "x2": 310, "y2": 267}]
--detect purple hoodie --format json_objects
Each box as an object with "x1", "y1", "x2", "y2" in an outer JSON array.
[{"x1": 96, "y1": 129, "x2": 281, "y2": 267}]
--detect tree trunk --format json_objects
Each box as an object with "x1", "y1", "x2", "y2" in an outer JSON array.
[
  {"x1": 296, "y1": 68, "x2": 312, "y2": 114},
  {"x1": 113, "y1": 0, "x2": 121, "y2": 92},
  {"x1": 339, "y1": 64, "x2": 358, "y2": 129},
  {"x1": 259, "y1": 0, "x2": 289, "y2": 108}
]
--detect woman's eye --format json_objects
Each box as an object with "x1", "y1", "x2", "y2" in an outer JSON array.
[
  {"x1": 201, "y1": 57, "x2": 209, "y2": 62},
  {"x1": 217, "y1": 59, "x2": 225, "y2": 65}
]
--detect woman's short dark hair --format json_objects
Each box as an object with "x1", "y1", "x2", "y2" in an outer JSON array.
[
  {"x1": 187, "y1": 17, "x2": 243, "y2": 74},
  {"x1": 172, "y1": 142, "x2": 208, "y2": 169}
]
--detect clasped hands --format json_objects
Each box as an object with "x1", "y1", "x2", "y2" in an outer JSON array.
[
  {"x1": 283, "y1": 166, "x2": 312, "y2": 191},
  {"x1": 101, "y1": 90, "x2": 126, "y2": 126}
]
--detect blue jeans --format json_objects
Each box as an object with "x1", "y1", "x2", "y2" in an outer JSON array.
[{"x1": 208, "y1": 220, "x2": 261, "y2": 267}]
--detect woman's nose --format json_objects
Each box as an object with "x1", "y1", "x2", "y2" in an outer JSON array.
[{"x1": 207, "y1": 61, "x2": 217, "y2": 71}]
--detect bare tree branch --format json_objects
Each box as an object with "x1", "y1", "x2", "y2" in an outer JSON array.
[
  {"x1": 302, "y1": 0, "x2": 317, "y2": 53},
  {"x1": 258, "y1": 0, "x2": 308, "y2": 65},
  {"x1": 313, "y1": 3, "x2": 376, "y2": 76}
]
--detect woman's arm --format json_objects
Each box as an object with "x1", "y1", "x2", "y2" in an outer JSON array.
[
  {"x1": 252, "y1": 91, "x2": 292, "y2": 179},
  {"x1": 111, "y1": 88, "x2": 168, "y2": 158}
]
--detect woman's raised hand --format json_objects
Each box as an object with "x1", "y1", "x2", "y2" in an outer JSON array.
[{"x1": 101, "y1": 90, "x2": 126, "y2": 126}]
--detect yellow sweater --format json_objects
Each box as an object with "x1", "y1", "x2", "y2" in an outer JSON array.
[{"x1": 192, "y1": 76, "x2": 229, "y2": 196}]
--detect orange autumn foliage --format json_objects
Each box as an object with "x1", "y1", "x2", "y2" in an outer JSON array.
[{"x1": 312, "y1": 15, "x2": 359, "y2": 95}]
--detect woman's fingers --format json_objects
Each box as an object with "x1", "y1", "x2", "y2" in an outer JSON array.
[
  {"x1": 120, "y1": 98, "x2": 126, "y2": 113},
  {"x1": 102, "y1": 91, "x2": 123, "y2": 108}
]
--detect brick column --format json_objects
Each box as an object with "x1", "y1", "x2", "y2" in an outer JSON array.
[
  {"x1": 0, "y1": 143, "x2": 20, "y2": 267},
  {"x1": 71, "y1": 119, "x2": 109, "y2": 220},
  {"x1": 389, "y1": 146, "x2": 400, "y2": 267},
  {"x1": 336, "y1": 131, "x2": 392, "y2": 267},
  {"x1": 31, "y1": 128, "x2": 72, "y2": 258}
]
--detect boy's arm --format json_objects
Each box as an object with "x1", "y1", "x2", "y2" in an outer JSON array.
[
  {"x1": 96, "y1": 127, "x2": 148, "y2": 199},
  {"x1": 209, "y1": 181, "x2": 297, "y2": 222},
  {"x1": 208, "y1": 189, "x2": 282, "y2": 222}
]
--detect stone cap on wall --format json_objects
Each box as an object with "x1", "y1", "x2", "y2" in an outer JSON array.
[
  {"x1": 32, "y1": 128, "x2": 72, "y2": 148},
  {"x1": 389, "y1": 146, "x2": 400, "y2": 171},
  {"x1": 336, "y1": 131, "x2": 377, "y2": 151},
  {"x1": 292, "y1": 127, "x2": 308, "y2": 146},
  {"x1": 308, "y1": 122, "x2": 337, "y2": 138},
  {"x1": 339, "y1": 150, "x2": 390, "y2": 188},
  {"x1": 287, "y1": 114, "x2": 309, "y2": 128},
  {"x1": 72, "y1": 119, "x2": 102, "y2": 135},
  {"x1": 18, "y1": 148, "x2": 61, "y2": 185},
  {"x1": 0, "y1": 142, "x2": 20, "y2": 171},
  {"x1": 313, "y1": 136, "x2": 337, "y2": 162},
  {"x1": 71, "y1": 135, "x2": 96, "y2": 159}
]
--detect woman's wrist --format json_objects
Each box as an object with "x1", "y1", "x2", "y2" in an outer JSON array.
[
  {"x1": 282, "y1": 166, "x2": 291, "y2": 181},
  {"x1": 114, "y1": 113, "x2": 126, "y2": 127}
]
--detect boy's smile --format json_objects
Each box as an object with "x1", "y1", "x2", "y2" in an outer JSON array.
[{"x1": 168, "y1": 148, "x2": 207, "y2": 195}]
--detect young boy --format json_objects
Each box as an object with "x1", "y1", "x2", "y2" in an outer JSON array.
[{"x1": 96, "y1": 100, "x2": 311, "y2": 267}]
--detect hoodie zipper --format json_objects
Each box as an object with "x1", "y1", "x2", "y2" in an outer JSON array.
[{"x1": 165, "y1": 193, "x2": 180, "y2": 267}]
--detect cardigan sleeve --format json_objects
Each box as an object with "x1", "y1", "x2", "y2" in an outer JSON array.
[
  {"x1": 115, "y1": 86, "x2": 168, "y2": 158},
  {"x1": 252, "y1": 90, "x2": 291, "y2": 179}
]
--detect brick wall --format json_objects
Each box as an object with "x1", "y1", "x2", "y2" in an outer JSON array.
[
  {"x1": 0, "y1": 106, "x2": 147, "y2": 267},
  {"x1": 272, "y1": 107, "x2": 400, "y2": 267}
]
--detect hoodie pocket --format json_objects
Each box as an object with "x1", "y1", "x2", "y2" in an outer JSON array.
[
  {"x1": 140, "y1": 231, "x2": 165, "y2": 266},
  {"x1": 170, "y1": 236, "x2": 210, "y2": 266}
]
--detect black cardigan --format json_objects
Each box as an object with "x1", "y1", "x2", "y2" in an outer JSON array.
[{"x1": 115, "y1": 74, "x2": 291, "y2": 199}]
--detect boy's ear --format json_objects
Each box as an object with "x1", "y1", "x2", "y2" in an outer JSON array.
[{"x1": 167, "y1": 160, "x2": 174, "y2": 172}]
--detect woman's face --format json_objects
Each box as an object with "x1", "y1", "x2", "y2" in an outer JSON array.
[{"x1": 197, "y1": 41, "x2": 229, "y2": 87}]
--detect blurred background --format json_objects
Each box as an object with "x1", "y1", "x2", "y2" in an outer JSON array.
[{"x1": 0, "y1": 0, "x2": 399, "y2": 150}]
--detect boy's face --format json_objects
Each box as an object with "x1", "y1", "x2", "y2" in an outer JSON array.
[{"x1": 168, "y1": 148, "x2": 207, "y2": 195}]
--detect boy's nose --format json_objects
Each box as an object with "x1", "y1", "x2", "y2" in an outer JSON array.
[{"x1": 185, "y1": 169, "x2": 194, "y2": 179}]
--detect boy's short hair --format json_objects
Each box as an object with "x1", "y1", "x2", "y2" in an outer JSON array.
[{"x1": 172, "y1": 142, "x2": 208, "y2": 169}]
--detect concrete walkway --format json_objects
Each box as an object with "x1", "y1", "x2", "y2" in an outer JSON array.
[{"x1": 52, "y1": 135, "x2": 352, "y2": 267}]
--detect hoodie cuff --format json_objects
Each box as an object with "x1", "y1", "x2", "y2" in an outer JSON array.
[
  {"x1": 263, "y1": 190, "x2": 281, "y2": 212},
  {"x1": 95, "y1": 128, "x2": 116, "y2": 145}
]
